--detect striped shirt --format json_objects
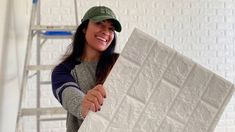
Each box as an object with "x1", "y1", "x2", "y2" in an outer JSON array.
[{"x1": 51, "y1": 59, "x2": 97, "y2": 132}]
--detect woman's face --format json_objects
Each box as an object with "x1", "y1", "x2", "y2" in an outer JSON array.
[{"x1": 84, "y1": 20, "x2": 115, "y2": 53}]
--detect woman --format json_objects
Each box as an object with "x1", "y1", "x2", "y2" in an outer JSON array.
[{"x1": 51, "y1": 6, "x2": 122, "y2": 131}]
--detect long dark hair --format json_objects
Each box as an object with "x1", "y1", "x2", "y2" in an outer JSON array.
[{"x1": 61, "y1": 20, "x2": 119, "y2": 84}]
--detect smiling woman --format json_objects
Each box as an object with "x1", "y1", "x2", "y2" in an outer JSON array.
[{"x1": 51, "y1": 6, "x2": 122, "y2": 132}]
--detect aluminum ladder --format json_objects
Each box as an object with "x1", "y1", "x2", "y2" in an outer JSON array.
[{"x1": 15, "y1": 0, "x2": 79, "y2": 131}]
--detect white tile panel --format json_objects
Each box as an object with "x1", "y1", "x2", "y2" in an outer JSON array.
[{"x1": 78, "y1": 28, "x2": 235, "y2": 132}]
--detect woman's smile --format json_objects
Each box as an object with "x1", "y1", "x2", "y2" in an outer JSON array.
[{"x1": 96, "y1": 36, "x2": 107, "y2": 42}]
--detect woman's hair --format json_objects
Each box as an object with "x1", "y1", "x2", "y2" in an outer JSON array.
[
  {"x1": 61, "y1": 20, "x2": 119, "y2": 84},
  {"x1": 95, "y1": 53, "x2": 119, "y2": 84}
]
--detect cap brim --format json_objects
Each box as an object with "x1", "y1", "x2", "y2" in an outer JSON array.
[{"x1": 90, "y1": 16, "x2": 122, "y2": 32}]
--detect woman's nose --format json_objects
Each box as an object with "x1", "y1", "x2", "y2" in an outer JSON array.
[{"x1": 101, "y1": 28, "x2": 110, "y2": 35}]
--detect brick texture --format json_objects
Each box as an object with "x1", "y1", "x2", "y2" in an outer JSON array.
[{"x1": 78, "y1": 29, "x2": 234, "y2": 132}]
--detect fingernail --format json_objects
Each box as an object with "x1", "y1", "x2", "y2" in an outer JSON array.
[
  {"x1": 104, "y1": 96, "x2": 106, "y2": 98},
  {"x1": 98, "y1": 108, "x2": 101, "y2": 111},
  {"x1": 101, "y1": 103, "x2": 103, "y2": 106}
]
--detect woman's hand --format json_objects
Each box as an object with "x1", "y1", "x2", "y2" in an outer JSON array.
[{"x1": 81, "y1": 84, "x2": 106, "y2": 118}]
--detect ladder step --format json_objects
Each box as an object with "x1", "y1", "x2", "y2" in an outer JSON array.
[
  {"x1": 43, "y1": 31, "x2": 73, "y2": 36},
  {"x1": 39, "y1": 117, "x2": 66, "y2": 122},
  {"x1": 41, "y1": 34, "x2": 73, "y2": 39},
  {"x1": 40, "y1": 31, "x2": 74, "y2": 39},
  {"x1": 31, "y1": 25, "x2": 77, "y2": 31},
  {"x1": 40, "y1": 81, "x2": 51, "y2": 85},
  {"x1": 27, "y1": 65, "x2": 55, "y2": 70},
  {"x1": 20, "y1": 107, "x2": 66, "y2": 116}
]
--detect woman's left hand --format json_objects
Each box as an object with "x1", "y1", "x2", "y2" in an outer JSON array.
[{"x1": 81, "y1": 84, "x2": 106, "y2": 118}]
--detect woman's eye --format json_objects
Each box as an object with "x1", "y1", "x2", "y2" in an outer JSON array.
[
  {"x1": 95, "y1": 22, "x2": 102, "y2": 25},
  {"x1": 109, "y1": 27, "x2": 115, "y2": 31}
]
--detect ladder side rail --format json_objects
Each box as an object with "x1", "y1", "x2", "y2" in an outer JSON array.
[
  {"x1": 15, "y1": 1, "x2": 38, "y2": 131},
  {"x1": 36, "y1": 0, "x2": 41, "y2": 131},
  {"x1": 74, "y1": 0, "x2": 79, "y2": 25}
]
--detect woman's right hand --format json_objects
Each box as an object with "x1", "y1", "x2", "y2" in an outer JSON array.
[{"x1": 81, "y1": 84, "x2": 106, "y2": 118}]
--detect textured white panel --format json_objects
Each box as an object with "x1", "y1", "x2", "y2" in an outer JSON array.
[
  {"x1": 78, "y1": 112, "x2": 109, "y2": 131},
  {"x1": 98, "y1": 56, "x2": 140, "y2": 120},
  {"x1": 78, "y1": 28, "x2": 235, "y2": 132}
]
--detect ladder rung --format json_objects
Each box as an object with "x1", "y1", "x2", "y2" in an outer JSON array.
[
  {"x1": 20, "y1": 107, "x2": 66, "y2": 116},
  {"x1": 31, "y1": 25, "x2": 77, "y2": 31},
  {"x1": 41, "y1": 34, "x2": 74, "y2": 39},
  {"x1": 27, "y1": 65, "x2": 55, "y2": 70},
  {"x1": 43, "y1": 31, "x2": 73, "y2": 36},
  {"x1": 39, "y1": 117, "x2": 66, "y2": 121},
  {"x1": 40, "y1": 81, "x2": 51, "y2": 85},
  {"x1": 41, "y1": 31, "x2": 74, "y2": 39}
]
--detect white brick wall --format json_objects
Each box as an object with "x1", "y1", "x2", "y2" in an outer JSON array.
[{"x1": 23, "y1": 0, "x2": 235, "y2": 131}]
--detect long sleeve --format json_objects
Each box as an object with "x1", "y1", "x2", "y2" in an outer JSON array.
[{"x1": 51, "y1": 61, "x2": 84, "y2": 119}]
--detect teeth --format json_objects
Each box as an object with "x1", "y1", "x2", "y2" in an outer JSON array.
[{"x1": 96, "y1": 36, "x2": 107, "y2": 42}]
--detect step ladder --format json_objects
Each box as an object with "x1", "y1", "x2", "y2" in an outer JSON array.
[{"x1": 16, "y1": 0, "x2": 79, "y2": 131}]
